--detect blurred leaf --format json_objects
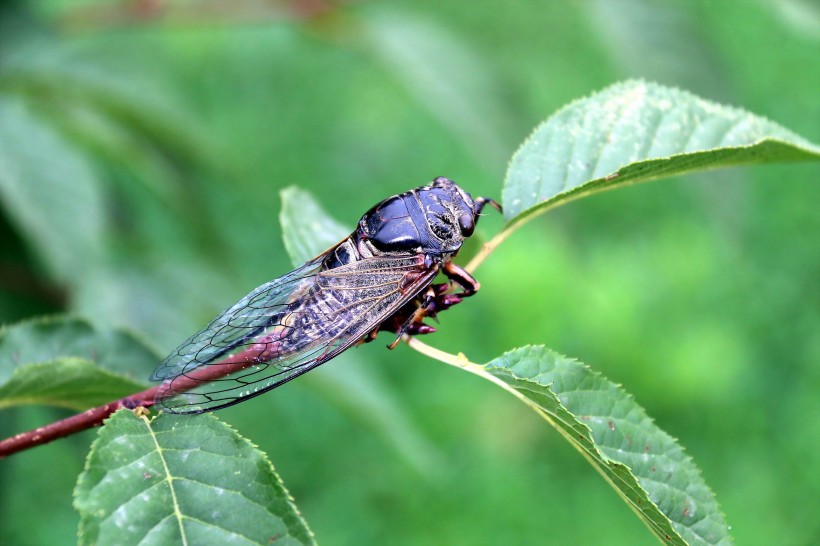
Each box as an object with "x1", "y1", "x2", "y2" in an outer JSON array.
[
  {"x1": 485, "y1": 346, "x2": 731, "y2": 546},
  {"x1": 279, "y1": 186, "x2": 347, "y2": 265},
  {"x1": 0, "y1": 39, "x2": 219, "y2": 191},
  {"x1": 71, "y1": 261, "x2": 234, "y2": 354},
  {"x1": 49, "y1": 101, "x2": 201, "y2": 206},
  {"x1": 760, "y1": 0, "x2": 820, "y2": 40},
  {"x1": 502, "y1": 80, "x2": 820, "y2": 226},
  {"x1": 0, "y1": 316, "x2": 157, "y2": 381},
  {"x1": 0, "y1": 96, "x2": 105, "y2": 284},
  {"x1": 75, "y1": 410, "x2": 316, "y2": 546},
  {"x1": 0, "y1": 33, "x2": 226, "y2": 260},
  {"x1": 0, "y1": 316, "x2": 155, "y2": 409},
  {"x1": 279, "y1": 186, "x2": 443, "y2": 474},
  {"x1": 361, "y1": 8, "x2": 517, "y2": 170},
  {"x1": 582, "y1": 0, "x2": 731, "y2": 101},
  {"x1": 307, "y1": 357, "x2": 444, "y2": 476}
]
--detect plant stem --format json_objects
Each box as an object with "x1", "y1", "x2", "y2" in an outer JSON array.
[
  {"x1": 406, "y1": 337, "x2": 509, "y2": 392},
  {"x1": 0, "y1": 388, "x2": 157, "y2": 459},
  {"x1": 0, "y1": 338, "x2": 279, "y2": 458},
  {"x1": 464, "y1": 221, "x2": 521, "y2": 274}
]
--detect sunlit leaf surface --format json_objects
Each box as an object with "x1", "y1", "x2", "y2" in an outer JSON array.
[{"x1": 503, "y1": 80, "x2": 820, "y2": 225}]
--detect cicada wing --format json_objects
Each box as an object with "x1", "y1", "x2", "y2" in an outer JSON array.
[
  {"x1": 153, "y1": 254, "x2": 438, "y2": 413},
  {"x1": 151, "y1": 256, "x2": 325, "y2": 384}
]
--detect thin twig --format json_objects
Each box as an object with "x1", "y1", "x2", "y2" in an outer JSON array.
[
  {"x1": 0, "y1": 339, "x2": 275, "y2": 458},
  {"x1": 406, "y1": 337, "x2": 509, "y2": 392},
  {"x1": 0, "y1": 388, "x2": 157, "y2": 459},
  {"x1": 405, "y1": 338, "x2": 562, "y2": 435}
]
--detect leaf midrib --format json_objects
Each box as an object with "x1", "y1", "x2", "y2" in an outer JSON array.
[{"x1": 141, "y1": 415, "x2": 189, "y2": 546}]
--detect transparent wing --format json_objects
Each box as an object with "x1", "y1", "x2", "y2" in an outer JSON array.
[
  {"x1": 152, "y1": 254, "x2": 437, "y2": 413},
  {"x1": 150, "y1": 256, "x2": 325, "y2": 384}
]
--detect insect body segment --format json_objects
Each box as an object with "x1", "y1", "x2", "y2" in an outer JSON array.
[{"x1": 152, "y1": 177, "x2": 499, "y2": 413}]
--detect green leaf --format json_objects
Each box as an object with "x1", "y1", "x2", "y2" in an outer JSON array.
[
  {"x1": 0, "y1": 358, "x2": 145, "y2": 411},
  {"x1": 0, "y1": 316, "x2": 154, "y2": 409},
  {"x1": 75, "y1": 410, "x2": 316, "y2": 546},
  {"x1": 279, "y1": 186, "x2": 348, "y2": 265},
  {"x1": 485, "y1": 346, "x2": 731, "y2": 546},
  {"x1": 0, "y1": 97, "x2": 106, "y2": 284},
  {"x1": 0, "y1": 40, "x2": 219, "y2": 188},
  {"x1": 502, "y1": 80, "x2": 820, "y2": 226}
]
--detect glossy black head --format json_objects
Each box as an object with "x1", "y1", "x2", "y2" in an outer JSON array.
[{"x1": 359, "y1": 177, "x2": 490, "y2": 256}]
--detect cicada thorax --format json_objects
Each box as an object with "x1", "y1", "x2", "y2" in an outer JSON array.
[{"x1": 356, "y1": 176, "x2": 480, "y2": 258}]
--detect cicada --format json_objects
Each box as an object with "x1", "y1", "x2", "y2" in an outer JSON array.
[{"x1": 151, "y1": 177, "x2": 500, "y2": 413}]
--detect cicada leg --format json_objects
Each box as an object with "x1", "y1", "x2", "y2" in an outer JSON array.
[
  {"x1": 440, "y1": 260, "x2": 479, "y2": 297},
  {"x1": 385, "y1": 260, "x2": 483, "y2": 349},
  {"x1": 387, "y1": 288, "x2": 438, "y2": 349}
]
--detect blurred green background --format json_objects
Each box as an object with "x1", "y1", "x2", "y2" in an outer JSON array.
[{"x1": 1, "y1": 0, "x2": 818, "y2": 544}]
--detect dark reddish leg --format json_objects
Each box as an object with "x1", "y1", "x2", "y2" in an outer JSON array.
[
  {"x1": 385, "y1": 259, "x2": 482, "y2": 348},
  {"x1": 441, "y1": 261, "x2": 479, "y2": 296},
  {"x1": 387, "y1": 291, "x2": 437, "y2": 349}
]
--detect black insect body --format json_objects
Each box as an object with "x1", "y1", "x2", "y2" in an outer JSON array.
[{"x1": 152, "y1": 177, "x2": 500, "y2": 413}]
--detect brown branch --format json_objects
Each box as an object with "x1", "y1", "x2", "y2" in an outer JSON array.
[
  {"x1": 0, "y1": 387, "x2": 157, "y2": 459},
  {"x1": 0, "y1": 344, "x2": 268, "y2": 459}
]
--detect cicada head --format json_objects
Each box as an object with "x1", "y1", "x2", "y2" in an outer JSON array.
[
  {"x1": 416, "y1": 177, "x2": 480, "y2": 250},
  {"x1": 358, "y1": 177, "x2": 493, "y2": 257}
]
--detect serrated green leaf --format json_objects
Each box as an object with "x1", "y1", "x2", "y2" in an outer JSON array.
[
  {"x1": 485, "y1": 346, "x2": 731, "y2": 546},
  {"x1": 502, "y1": 80, "x2": 820, "y2": 227},
  {"x1": 74, "y1": 410, "x2": 316, "y2": 546},
  {"x1": 0, "y1": 316, "x2": 155, "y2": 409},
  {"x1": 0, "y1": 96, "x2": 106, "y2": 284}
]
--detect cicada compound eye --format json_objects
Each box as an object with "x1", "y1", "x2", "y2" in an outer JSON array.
[{"x1": 458, "y1": 213, "x2": 475, "y2": 236}]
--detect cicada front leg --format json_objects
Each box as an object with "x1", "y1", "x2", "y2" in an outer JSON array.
[{"x1": 441, "y1": 260, "x2": 480, "y2": 297}]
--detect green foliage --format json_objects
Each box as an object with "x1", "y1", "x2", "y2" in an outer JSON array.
[
  {"x1": 279, "y1": 187, "x2": 348, "y2": 266},
  {"x1": 0, "y1": 359, "x2": 142, "y2": 411},
  {"x1": 75, "y1": 410, "x2": 315, "y2": 546},
  {"x1": 0, "y1": 98, "x2": 105, "y2": 285},
  {"x1": 0, "y1": 2, "x2": 818, "y2": 545},
  {"x1": 0, "y1": 317, "x2": 151, "y2": 409},
  {"x1": 286, "y1": 155, "x2": 745, "y2": 544},
  {"x1": 486, "y1": 347, "x2": 730, "y2": 546},
  {"x1": 503, "y1": 80, "x2": 820, "y2": 225}
]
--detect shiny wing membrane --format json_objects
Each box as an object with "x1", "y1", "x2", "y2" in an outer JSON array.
[{"x1": 152, "y1": 254, "x2": 437, "y2": 413}]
